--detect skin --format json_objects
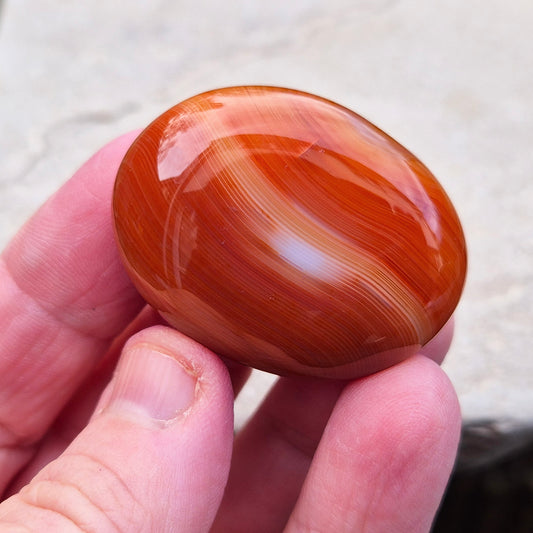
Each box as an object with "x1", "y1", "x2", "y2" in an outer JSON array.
[{"x1": 0, "y1": 132, "x2": 461, "y2": 532}]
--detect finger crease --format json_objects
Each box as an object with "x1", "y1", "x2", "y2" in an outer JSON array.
[
  {"x1": 267, "y1": 413, "x2": 319, "y2": 460},
  {"x1": 1, "y1": 256, "x2": 116, "y2": 343}
]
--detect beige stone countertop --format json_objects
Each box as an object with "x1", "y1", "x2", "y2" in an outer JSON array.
[{"x1": 1, "y1": 0, "x2": 532, "y2": 427}]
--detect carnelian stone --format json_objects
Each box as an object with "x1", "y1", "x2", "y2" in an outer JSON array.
[{"x1": 113, "y1": 86, "x2": 467, "y2": 378}]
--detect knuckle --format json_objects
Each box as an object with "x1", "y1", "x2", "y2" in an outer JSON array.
[{"x1": 15, "y1": 452, "x2": 151, "y2": 532}]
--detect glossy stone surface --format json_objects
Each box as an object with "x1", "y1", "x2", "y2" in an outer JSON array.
[{"x1": 113, "y1": 86, "x2": 467, "y2": 378}]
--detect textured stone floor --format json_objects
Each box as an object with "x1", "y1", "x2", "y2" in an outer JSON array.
[{"x1": 1, "y1": 1, "x2": 532, "y2": 430}]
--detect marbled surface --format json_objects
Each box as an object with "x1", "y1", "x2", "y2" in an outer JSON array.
[
  {"x1": 1, "y1": 1, "x2": 532, "y2": 426},
  {"x1": 113, "y1": 86, "x2": 466, "y2": 378}
]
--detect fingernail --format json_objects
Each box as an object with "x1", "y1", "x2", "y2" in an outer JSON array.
[{"x1": 105, "y1": 342, "x2": 197, "y2": 424}]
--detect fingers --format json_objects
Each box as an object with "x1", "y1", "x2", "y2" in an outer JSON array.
[
  {"x1": 0, "y1": 326, "x2": 234, "y2": 532},
  {"x1": 285, "y1": 355, "x2": 461, "y2": 533},
  {"x1": 212, "y1": 322, "x2": 456, "y2": 532},
  {"x1": 0, "y1": 132, "x2": 143, "y2": 490},
  {"x1": 212, "y1": 376, "x2": 345, "y2": 532},
  {"x1": 4, "y1": 306, "x2": 164, "y2": 495},
  {"x1": 5, "y1": 307, "x2": 251, "y2": 496}
]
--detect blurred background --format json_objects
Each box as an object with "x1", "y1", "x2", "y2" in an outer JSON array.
[{"x1": 1, "y1": 1, "x2": 532, "y2": 530}]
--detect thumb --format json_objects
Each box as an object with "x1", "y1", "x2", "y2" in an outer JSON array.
[{"x1": 0, "y1": 326, "x2": 234, "y2": 532}]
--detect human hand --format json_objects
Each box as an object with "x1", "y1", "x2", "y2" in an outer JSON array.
[{"x1": 0, "y1": 132, "x2": 460, "y2": 532}]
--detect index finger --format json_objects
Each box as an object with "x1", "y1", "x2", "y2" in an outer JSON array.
[
  {"x1": 0, "y1": 131, "x2": 144, "y2": 489},
  {"x1": 285, "y1": 355, "x2": 461, "y2": 533}
]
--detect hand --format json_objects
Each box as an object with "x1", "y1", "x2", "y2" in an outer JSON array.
[{"x1": 0, "y1": 132, "x2": 460, "y2": 532}]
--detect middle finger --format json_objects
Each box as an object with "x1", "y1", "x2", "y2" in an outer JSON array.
[{"x1": 211, "y1": 375, "x2": 345, "y2": 533}]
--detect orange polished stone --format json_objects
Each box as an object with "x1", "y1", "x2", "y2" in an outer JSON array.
[{"x1": 113, "y1": 86, "x2": 467, "y2": 379}]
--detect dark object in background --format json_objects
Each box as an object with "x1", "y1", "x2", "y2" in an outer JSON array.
[{"x1": 433, "y1": 420, "x2": 533, "y2": 532}]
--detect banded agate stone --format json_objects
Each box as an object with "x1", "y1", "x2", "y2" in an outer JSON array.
[{"x1": 113, "y1": 86, "x2": 467, "y2": 378}]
